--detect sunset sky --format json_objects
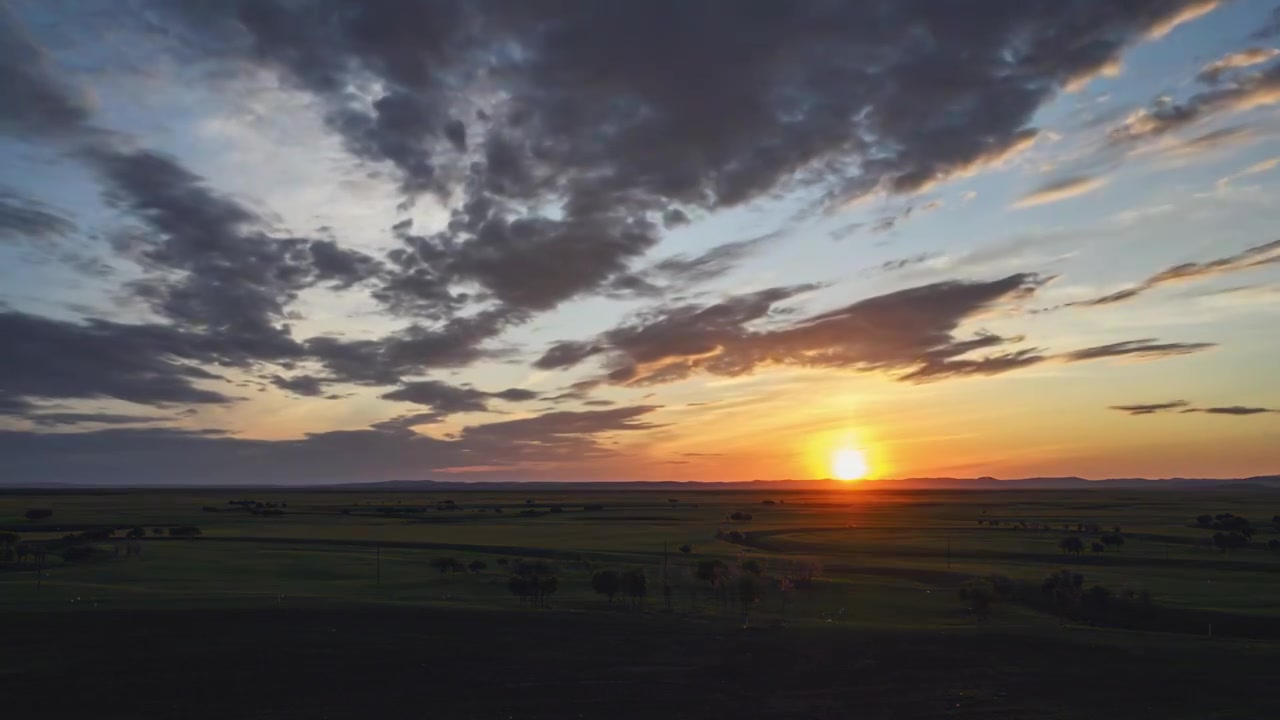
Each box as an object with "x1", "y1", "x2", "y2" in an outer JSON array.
[{"x1": 2, "y1": 0, "x2": 1279, "y2": 485}]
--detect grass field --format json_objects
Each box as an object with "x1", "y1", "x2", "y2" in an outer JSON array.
[{"x1": 2, "y1": 487, "x2": 1278, "y2": 718}]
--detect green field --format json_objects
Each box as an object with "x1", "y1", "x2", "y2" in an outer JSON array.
[{"x1": 3, "y1": 487, "x2": 1279, "y2": 718}]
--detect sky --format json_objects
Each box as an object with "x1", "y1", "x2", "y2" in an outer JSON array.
[{"x1": 2, "y1": 0, "x2": 1279, "y2": 485}]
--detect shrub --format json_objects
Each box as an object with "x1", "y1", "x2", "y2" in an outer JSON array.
[
  {"x1": 1058, "y1": 536, "x2": 1084, "y2": 555},
  {"x1": 467, "y1": 559, "x2": 487, "y2": 574},
  {"x1": 549, "y1": 506, "x2": 564, "y2": 514},
  {"x1": 592, "y1": 569, "x2": 621, "y2": 603},
  {"x1": 168, "y1": 526, "x2": 202, "y2": 537},
  {"x1": 678, "y1": 544, "x2": 692, "y2": 554},
  {"x1": 740, "y1": 559, "x2": 762, "y2": 576},
  {"x1": 582, "y1": 504, "x2": 605, "y2": 511},
  {"x1": 728, "y1": 511, "x2": 753, "y2": 522},
  {"x1": 62, "y1": 544, "x2": 98, "y2": 562},
  {"x1": 24, "y1": 509, "x2": 53, "y2": 521}
]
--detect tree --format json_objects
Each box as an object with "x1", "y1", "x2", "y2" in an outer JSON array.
[
  {"x1": 728, "y1": 511, "x2": 752, "y2": 522},
  {"x1": 430, "y1": 557, "x2": 459, "y2": 579},
  {"x1": 1212, "y1": 531, "x2": 1248, "y2": 552},
  {"x1": 1090, "y1": 542, "x2": 1105, "y2": 554},
  {"x1": 678, "y1": 544, "x2": 692, "y2": 554},
  {"x1": 508, "y1": 575, "x2": 531, "y2": 605},
  {"x1": 1058, "y1": 536, "x2": 1084, "y2": 555},
  {"x1": 592, "y1": 569, "x2": 621, "y2": 604},
  {"x1": 151, "y1": 528, "x2": 163, "y2": 536},
  {"x1": 125, "y1": 527, "x2": 146, "y2": 540},
  {"x1": 740, "y1": 559, "x2": 762, "y2": 576},
  {"x1": 168, "y1": 526, "x2": 201, "y2": 537},
  {"x1": 668, "y1": 499, "x2": 679, "y2": 504},
  {"x1": 468, "y1": 559, "x2": 487, "y2": 575},
  {"x1": 16, "y1": 542, "x2": 31, "y2": 564},
  {"x1": 736, "y1": 574, "x2": 762, "y2": 625},
  {"x1": 695, "y1": 559, "x2": 729, "y2": 607},
  {"x1": 1100, "y1": 533, "x2": 1125, "y2": 551},
  {"x1": 24, "y1": 508, "x2": 53, "y2": 521},
  {"x1": 1267, "y1": 539, "x2": 1280, "y2": 552},
  {"x1": 958, "y1": 579, "x2": 996, "y2": 620},
  {"x1": 1195, "y1": 514, "x2": 1213, "y2": 528},
  {"x1": 1042, "y1": 570, "x2": 1084, "y2": 616},
  {"x1": 620, "y1": 568, "x2": 647, "y2": 608}
]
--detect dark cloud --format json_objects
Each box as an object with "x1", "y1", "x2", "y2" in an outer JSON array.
[
  {"x1": 878, "y1": 253, "x2": 939, "y2": 273},
  {"x1": 1060, "y1": 339, "x2": 1215, "y2": 362},
  {"x1": 269, "y1": 374, "x2": 329, "y2": 398},
  {"x1": 0, "y1": 311, "x2": 236, "y2": 407},
  {"x1": 381, "y1": 379, "x2": 539, "y2": 415},
  {"x1": 25, "y1": 412, "x2": 171, "y2": 427},
  {"x1": 1252, "y1": 6, "x2": 1280, "y2": 39},
  {"x1": 0, "y1": 189, "x2": 76, "y2": 243},
  {"x1": 1108, "y1": 400, "x2": 1191, "y2": 415},
  {"x1": 0, "y1": 1, "x2": 93, "y2": 139},
  {"x1": 0, "y1": 404, "x2": 663, "y2": 484},
  {"x1": 1183, "y1": 405, "x2": 1279, "y2": 415},
  {"x1": 541, "y1": 275, "x2": 1046, "y2": 385},
  {"x1": 141, "y1": 0, "x2": 1218, "y2": 319},
  {"x1": 1071, "y1": 240, "x2": 1280, "y2": 307},
  {"x1": 1111, "y1": 401, "x2": 1278, "y2": 416}
]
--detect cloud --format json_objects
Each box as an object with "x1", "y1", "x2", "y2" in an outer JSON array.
[
  {"x1": 1182, "y1": 405, "x2": 1279, "y2": 415},
  {"x1": 129, "y1": 0, "x2": 1224, "y2": 320},
  {"x1": 269, "y1": 374, "x2": 329, "y2": 398},
  {"x1": 0, "y1": 189, "x2": 76, "y2": 243},
  {"x1": 380, "y1": 379, "x2": 540, "y2": 414},
  {"x1": 0, "y1": 403, "x2": 663, "y2": 484},
  {"x1": 1252, "y1": 7, "x2": 1280, "y2": 40},
  {"x1": 1107, "y1": 63, "x2": 1280, "y2": 147},
  {"x1": 1060, "y1": 339, "x2": 1215, "y2": 362},
  {"x1": 1217, "y1": 156, "x2": 1280, "y2": 188},
  {"x1": 1108, "y1": 400, "x2": 1191, "y2": 415},
  {"x1": 1111, "y1": 401, "x2": 1278, "y2": 416},
  {"x1": 1144, "y1": 0, "x2": 1220, "y2": 40},
  {"x1": 1071, "y1": 239, "x2": 1280, "y2": 306},
  {"x1": 0, "y1": 311, "x2": 237, "y2": 408},
  {"x1": 25, "y1": 412, "x2": 171, "y2": 427},
  {"x1": 1012, "y1": 176, "x2": 1108, "y2": 209},
  {"x1": 539, "y1": 275, "x2": 1053, "y2": 385},
  {"x1": 0, "y1": 1, "x2": 93, "y2": 140},
  {"x1": 1197, "y1": 48, "x2": 1280, "y2": 84},
  {"x1": 879, "y1": 253, "x2": 940, "y2": 273}
]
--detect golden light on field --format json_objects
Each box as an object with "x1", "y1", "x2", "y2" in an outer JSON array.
[{"x1": 832, "y1": 447, "x2": 870, "y2": 481}]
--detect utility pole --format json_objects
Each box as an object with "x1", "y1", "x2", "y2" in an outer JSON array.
[{"x1": 376, "y1": 544, "x2": 382, "y2": 586}]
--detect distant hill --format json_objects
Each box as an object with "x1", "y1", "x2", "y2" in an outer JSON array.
[{"x1": 2, "y1": 475, "x2": 1277, "y2": 491}]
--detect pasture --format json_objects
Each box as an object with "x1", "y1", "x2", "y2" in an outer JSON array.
[{"x1": 2, "y1": 487, "x2": 1278, "y2": 718}]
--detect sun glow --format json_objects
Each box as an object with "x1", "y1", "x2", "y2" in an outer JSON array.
[{"x1": 832, "y1": 447, "x2": 869, "y2": 481}]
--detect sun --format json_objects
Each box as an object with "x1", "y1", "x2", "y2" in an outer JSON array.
[{"x1": 832, "y1": 447, "x2": 869, "y2": 481}]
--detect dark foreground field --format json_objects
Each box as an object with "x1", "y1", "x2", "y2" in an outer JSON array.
[
  {"x1": 2, "y1": 487, "x2": 1278, "y2": 718},
  {"x1": 5, "y1": 604, "x2": 1277, "y2": 720}
]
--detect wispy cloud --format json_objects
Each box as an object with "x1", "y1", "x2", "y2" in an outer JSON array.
[{"x1": 1012, "y1": 176, "x2": 1108, "y2": 209}]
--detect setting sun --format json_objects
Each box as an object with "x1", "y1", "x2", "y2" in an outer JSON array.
[{"x1": 833, "y1": 448, "x2": 869, "y2": 481}]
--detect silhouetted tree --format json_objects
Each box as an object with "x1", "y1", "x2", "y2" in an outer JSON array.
[
  {"x1": 620, "y1": 568, "x2": 647, "y2": 609},
  {"x1": 468, "y1": 560, "x2": 487, "y2": 575},
  {"x1": 695, "y1": 559, "x2": 729, "y2": 606},
  {"x1": 125, "y1": 527, "x2": 146, "y2": 539},
  {"x1": 958, "y1": 579, "x2": 996, "y2": 619},
  {"x1": 431, "y1": 557, "x2": 459, "y2": 579},
  {"x1": 508, "y1": 575, "x2": 531, "y2": 605},
  {"x1": 1267, "y1": 539, "x2": 1280, "y2": 552},
  {"x1": 168, "y1": 526, "x2": 201, "y2": 537},
  {"x1": 1100, "y1": 533, "x2": 1125, "y2": 551},
  {"x1": 1058, "y1": 536, "x2": 1084, "y2": 555},
  {"x1": 728, "y1": 511, "x2": 753, "y2": 522},
  {"x1": 740, "y1": 559, "x2": 762, "y2": 576},
  {"x1": 1091, "y1": 542, "x2": 1105, "y2": 554},
  {"x1": 497, "y1": 558, "x2": 509, "y2": 569},
  {"x1": 151, "y1": 528, "x2": 163, "y2": 536},
  {"x1": 1112, "y1": 526, "x2": 1121, "y2": 534},
  {"x1": 592, "y1": 569, "x2": 621, "y2": 604},
  {"x1": 678, "y1": 544, "x2": 692, "y2": 554},
  {"x1": 16, "y1": 542, "x2": 31, "y2": 564},
  {"x1": 1212, "y1": 531, "x2": 1248, "y2": 552},
  {"x1": 24, "y1": 509, "x2": 52, "y2": 521},
  {"x1": 736, "y1": 574, "x2": 762, "y2": 625},
  {"x1": 1195, "y1": 514, "x2": 1213, "y2": 528},
  {"x1": 549, "y1": 505, "x2": 563, "y2": 514},
  {"x1": 1042, "y1": 570, "x2": 1084, "y2": 616}
]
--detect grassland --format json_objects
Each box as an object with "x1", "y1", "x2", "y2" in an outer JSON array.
[{"x1": 2, "y1": 486, "x2": 1278, "y2": 718}]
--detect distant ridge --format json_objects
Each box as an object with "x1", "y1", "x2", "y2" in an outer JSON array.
[{"x1": 4, "y1": 475, "x2": 1277, "y2": 491}]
